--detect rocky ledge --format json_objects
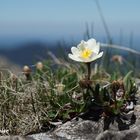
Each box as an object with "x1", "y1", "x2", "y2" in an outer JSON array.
[
  {"x1": 1, "y1": 104, "x2": 140, "y2": 140},
  {"x1": 29, "y1": 103, "x2": 140, "y2": 140}
]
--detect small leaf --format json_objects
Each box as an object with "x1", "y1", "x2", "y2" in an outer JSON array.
[{"x1": 123, "y1": 71, "x2": 133, "y2": 94}]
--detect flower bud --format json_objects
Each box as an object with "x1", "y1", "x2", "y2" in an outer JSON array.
[
  {"x1": 23, "y1": 65, "x2": 31, "y2": 80},
  {"x1": 36, "y1": 62, "x2": 43, "y2": 70},
  {"x1": 23, "y1": 65, "x2": 31, "y2": 74},
  {"x1": 111, "y1": 80, "x2": 120, "y2": 92},
  {"x1": 55, "y1": 83, "x2": 65, "y2": 94},
  {"x1": 111, "y1": 55, "x2": 123, "y2": 64},
  {"x1": 116, "y1": 89, "x2": 125, "y2": 101},
  {"x1": 79, "y1": 79, "x2": 92, "y2": 89}
]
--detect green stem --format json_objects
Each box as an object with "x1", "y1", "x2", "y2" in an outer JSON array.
[
  {"x1": 84, "y1": 62, "x2": 91, "y2": 102},
  {"x1": 86, "y1": 62, "x2": 91, "y2": 80}
]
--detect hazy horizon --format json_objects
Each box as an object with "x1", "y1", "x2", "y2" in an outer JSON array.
[{"x1": 0, "y1": 0, "x2": 140, "y2": 50}]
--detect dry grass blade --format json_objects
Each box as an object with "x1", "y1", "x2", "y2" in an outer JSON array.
[{"x1": 101, "y1": 43, "x2": 140, "y2": 55}]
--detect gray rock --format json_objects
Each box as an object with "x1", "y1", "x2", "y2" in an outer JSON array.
[
  {"x1": 29, "y1": 133, "x2": 54, "y2": 140},
  {"x1": 27, "y1": 105, "x2": 139, "y2": 140},
  {"x1": 52, "y1": 118, "x2": 104, "y2": 140},
  {"x1": 134, "y1": 105, "x2": 140, "y2": 125},
  {"x1": 0, "y1": 136, "x2": 35, "y2": 140},
  {"x1": 96, "y1": 126, "x2": 140, "y2": 140},
  {"x1": 96, "y1": 130, "x2": 123, "y2": 140},
  {"x1": 28, "y1": 111, "x2": 139, "y2": 140}
]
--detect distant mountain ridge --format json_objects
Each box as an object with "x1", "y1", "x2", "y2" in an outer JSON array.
[{"x1": 0, "y1": 42, "x2": 57, "y2": 66}]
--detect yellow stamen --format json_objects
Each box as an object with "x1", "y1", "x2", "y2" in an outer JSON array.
[{"x1": 81, "y1": 48, "x2": 92, "y2": 59}]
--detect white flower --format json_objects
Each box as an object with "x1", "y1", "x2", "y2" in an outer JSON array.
[
  {"x1": 126, "y1": 102, "x2": 134, "y2": 110},
  {"x1": 68, "y1": 38, "x2": 103, "y2": 63},
  {"x1": 116, "y1": 89, "x2": 124, "y2": 101}
]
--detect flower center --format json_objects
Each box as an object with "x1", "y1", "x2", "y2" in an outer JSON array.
[{"x1": 80, "y1": 48, "x2": 92, "y2": 59}]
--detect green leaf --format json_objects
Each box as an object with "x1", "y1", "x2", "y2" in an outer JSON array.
[{"x1": 123, "y1": 71, "x2": 133, "y2": 93}]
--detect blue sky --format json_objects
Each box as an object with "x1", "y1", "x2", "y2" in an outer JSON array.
[{"x1": 0, "y1": 0, "x2": 140, "y2": 46}]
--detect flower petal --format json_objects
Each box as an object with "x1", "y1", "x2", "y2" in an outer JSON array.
[
  {"x1": 71, "y1": 47, "x2": 80, "y2": 55},
  {"x1": 126, "y1": 102, "x2": 134, "y2": 110},
  {"x1": 90, "y1": 51, "x2": 103, "y2": 62},
  {"x1": 68, "y1": 54, "x2": 82, "y2": 62},
  {"x1": 87, "y1": 38, "x2": 96, "y2": 46},
  {"x1": 87, "y1": 39, "x2": 100, "y2": 54},
  {"x1": 77, "y1": 40, "x2": 85, "y2": 51}
]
